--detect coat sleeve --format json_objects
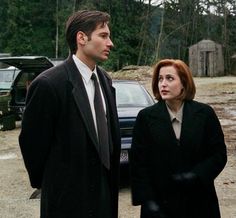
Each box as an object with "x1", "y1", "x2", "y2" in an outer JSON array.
[
  {"x1": 192, "y1": 105, "x2": 227, "y2": 185},
  {"x1": 130, "y1": 109, "x2": 156, "y2": 205},
  {"x1": 19, "y1": 76, "x2": 58, "y2": 188}
]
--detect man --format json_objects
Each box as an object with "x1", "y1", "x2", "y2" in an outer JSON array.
[{"x1": 19, "y1": 10, "x2": 121, "y2": 218}]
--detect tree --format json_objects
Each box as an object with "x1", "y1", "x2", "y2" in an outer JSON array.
[{"x1": 1, "y1": 0, "x2": 236, "y2": 71}]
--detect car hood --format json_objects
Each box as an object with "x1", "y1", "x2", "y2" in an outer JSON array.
[
  {"x1": 0, "y1": 56, "x2": 54, "y2": 71},
  {"x1": 117, "y1": 106, "x2": 144, "y2": 118}
]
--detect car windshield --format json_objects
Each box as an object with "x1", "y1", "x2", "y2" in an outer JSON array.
[
  {"x1": 0, "y1": 68, "x2": 19, "y2": 89},
  {"x1": 113, "y1": 82, "x2": 153, "y2": 107}
]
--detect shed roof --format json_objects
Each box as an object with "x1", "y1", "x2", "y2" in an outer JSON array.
[{"x1": 189, "y1": 39, "x2": 221, "y2": 49}]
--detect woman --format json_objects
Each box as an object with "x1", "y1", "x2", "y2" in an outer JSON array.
[{"x1": 130, "y1": 59, "x2": 227, "y2": 218}]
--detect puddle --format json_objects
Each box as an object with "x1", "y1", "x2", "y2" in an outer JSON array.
[
  {"x1": 220, "y1": 119, "x2": 236, "y2": 125},
  {"x1": 0, "y1": 153, "x2": 17, "y2": 160},
  {"x1": 222, "y1": 108, "x2": 236, "y2": 121},
  {"x1": 229, "y1": 110, "x2": 236, "y2": 116}
]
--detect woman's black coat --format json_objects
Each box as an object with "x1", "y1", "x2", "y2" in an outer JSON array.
[
  {"x1": 130, "y1": 100, "x2": 227, "y2": 218},
  {"x1": 19, "y1": 56, "x2": 121, "y2": 218}
]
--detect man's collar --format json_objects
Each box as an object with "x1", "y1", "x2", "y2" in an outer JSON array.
[{"x1": 72, "y1": 55, "x2": 97, "y2": 84}]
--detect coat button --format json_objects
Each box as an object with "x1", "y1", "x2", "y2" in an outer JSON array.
[
  {"x1": 88, "y1": 210, "x2": 94, "y2": 217},
  {"x1": 90, "y1": 184, "x2": 95, "y2": 191},
  {"x1": 90, "y1": 158, "x2": 97, "y2": 165}
]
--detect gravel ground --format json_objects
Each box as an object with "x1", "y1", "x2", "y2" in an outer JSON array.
[{"x1": 0, "y1": 76, "x2": 235, "y2": 218}]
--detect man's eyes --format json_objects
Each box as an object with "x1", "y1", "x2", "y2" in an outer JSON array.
[{"x1": 100, "y1": 34, "x2": 109, "y2": 38}]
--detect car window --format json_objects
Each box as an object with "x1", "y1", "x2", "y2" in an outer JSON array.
[
  {"x1": 17, "y1": 72, "x2": 36, "y2": 87},
  {"x1": 14, "y1": 72, "x2": 38, "y2": 103},
  {"x1": 0, "y1": 68, "x2": 19, "y2": 90},
  {"x1": 114, "y1": 83, "x2": 153, "y2": 107}
]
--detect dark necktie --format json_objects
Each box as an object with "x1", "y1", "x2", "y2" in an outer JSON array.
[{"x1": 91, "y1": 73, "x2": 110, "y2": 169}]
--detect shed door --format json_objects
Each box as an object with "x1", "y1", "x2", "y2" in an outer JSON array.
[{"x1": 200, "y1": 51, "x2": 214, "y2": 77}]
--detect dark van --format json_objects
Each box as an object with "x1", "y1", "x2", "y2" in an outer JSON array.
[{"x1": 0, "y1": 56, "x2": 54, "y2": 117}]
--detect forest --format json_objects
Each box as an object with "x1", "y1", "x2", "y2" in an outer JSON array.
[{"x1": 0, "y1": 0, "x2": 236, "y2": 71}]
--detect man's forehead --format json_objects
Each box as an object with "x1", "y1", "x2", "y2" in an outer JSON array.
[
  {"x1": 94, "y1": 22, "x2": 110, "y2": 33},
  {"x1": 95, "y1": 22, "x2": 109, "y2": 30}
]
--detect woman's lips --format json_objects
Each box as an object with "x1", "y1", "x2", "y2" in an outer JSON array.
[{"x1": 161, "y1": 90, "x2": 169, "y2": 95}]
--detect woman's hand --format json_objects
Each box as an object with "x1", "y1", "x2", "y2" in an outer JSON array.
[
  {"x1": 171, "y1": 172, "x2": 200, "y2": 189},
  {"x1": 141, "y1": 200, "x2": 168, "y2": 218}
]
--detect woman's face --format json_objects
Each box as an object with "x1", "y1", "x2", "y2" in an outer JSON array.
[{"x1": 158, "y1": 66, "x2": 184, "y2": 101}]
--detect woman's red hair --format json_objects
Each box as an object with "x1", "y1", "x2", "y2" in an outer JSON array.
[{"x1": 152, "y1": 59, "x2": 196, "y2": 101}]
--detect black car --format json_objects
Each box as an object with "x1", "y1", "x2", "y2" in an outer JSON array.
[
  {"x1": 0, "y1": 56, "x2": 54, "y2": 117},
  {"x1": 113, "y1": 80, "x2": 155, "y2": 164}
]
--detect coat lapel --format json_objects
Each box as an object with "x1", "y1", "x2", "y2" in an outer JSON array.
[
  {"x1": 148, "y1": 101, "x2": 203, "y2": 148},
  {"x1": 180, "y1": 101, "x2": 206, "y2": 149},
  {"x1": 149, "y1": 100, "x2": 206, "y2": 150},
  {"x1": 64, "y1": 57, "x2": 99, "y2": 151},
  {"x1": 149, "y1": 101, "x2": 177, "y2": 146},
  {"x1": 96, "y1": 67, "x2": 118, "y2": 153},
  {"x1": 96, "y1": 67, "x2": 116, "y2": 113}
]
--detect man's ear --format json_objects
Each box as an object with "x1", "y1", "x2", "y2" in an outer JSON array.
[{"x1": 76, "y1": 31, "x2": 88, "y2": 46}]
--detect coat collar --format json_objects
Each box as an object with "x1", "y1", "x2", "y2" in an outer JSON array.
[
  {"x1": 148, "y1": 100, "x2": 203, "y2": 146},
  {"x1": 63, "y1": 56, "x2": 118, "y2": 155},
  {"x1": 148, "y1": 101, "x2": 177, "y2": 143}
]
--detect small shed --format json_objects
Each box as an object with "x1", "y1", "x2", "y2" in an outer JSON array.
[
  {"x1": 230, "y1": 54, "x2": 236, "y2": 76},
  {"x1": 189, "y1": 39, "x2": 224, "y2": 77}
]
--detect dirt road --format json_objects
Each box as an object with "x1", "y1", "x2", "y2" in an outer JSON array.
[{"x1": 0, "y1": 76, "x2": 235, "y2": 218}]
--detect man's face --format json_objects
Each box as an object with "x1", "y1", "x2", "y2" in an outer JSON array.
[{"x1": 81, "y1": 23, "x2": 114, "y2": 63}]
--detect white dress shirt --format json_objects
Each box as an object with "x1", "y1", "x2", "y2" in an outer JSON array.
[{"x1": 72, "y1": 55, "x2": 107, "y2": 135}]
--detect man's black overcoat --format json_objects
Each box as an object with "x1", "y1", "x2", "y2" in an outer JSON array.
[
  {"x1": 19, "y1": 56, "x2": 121, "y2": 218},
  {"x1": 130, "y1": 100, "x2": 227, "y2": 218}
]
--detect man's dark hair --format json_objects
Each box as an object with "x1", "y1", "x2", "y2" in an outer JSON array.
[{"x1": 66, "y1": 10, "x2": 110, "y2": 54}]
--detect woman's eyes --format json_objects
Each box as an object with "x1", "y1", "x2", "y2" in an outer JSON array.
[
  {"x1": 158, "y1": 76, "x2": 174, "y2": 82},
  {"x1": 166, "y1": 76, "x2": 174, "y2": 81}
]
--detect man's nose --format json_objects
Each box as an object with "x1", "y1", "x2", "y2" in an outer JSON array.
[{"x1": 107, "y1": 38, "x2": 114, "y2": 48}]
